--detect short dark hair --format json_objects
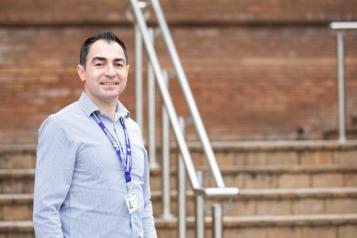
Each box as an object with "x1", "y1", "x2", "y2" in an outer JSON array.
[{"x1": 79, "y1": 32, "x2": 128, "y2": 66}]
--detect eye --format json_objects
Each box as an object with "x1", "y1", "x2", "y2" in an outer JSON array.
[
  {"x1": 115, "y1": 62, "x2": 125, "y2": 68},
  {"x1": 95, "y1": 62, "x2": 103, "y2": 67}
]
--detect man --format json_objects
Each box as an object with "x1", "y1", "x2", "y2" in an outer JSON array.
[{"x1": 33, "y1": 32, "x2": 157, "y2": 237}]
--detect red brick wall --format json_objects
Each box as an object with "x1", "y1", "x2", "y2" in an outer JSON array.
[
  {"x1": 0, "y1": 1, "x2": 357, "y2": 143},
  {"x1": 0, "y1": 0, "x2": 356, "y2": 24}
]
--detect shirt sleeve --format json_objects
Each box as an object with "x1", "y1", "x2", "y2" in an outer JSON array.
[
  {"x1": 142, "y1": 150, "x2": 157, "y2": 238},
  {"x1": 33, "y1": 115, "x2": 76, "y2": 237}
]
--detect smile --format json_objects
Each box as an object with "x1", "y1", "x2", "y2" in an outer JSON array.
[{"x1": 100, "y1": 82, "x2": 119, "y2": 85}]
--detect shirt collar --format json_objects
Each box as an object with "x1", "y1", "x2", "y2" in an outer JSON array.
[{"x1": 78, "y1": 92, "x2": 130, "y2": 119}]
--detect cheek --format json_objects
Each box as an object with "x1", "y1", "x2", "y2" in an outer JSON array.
[
  {"x1": 122, "y1": 73, "x2": 129, "y2": 82},
  {"x1": 85, "y1": 72, "x2": 101, "y2": 82}
]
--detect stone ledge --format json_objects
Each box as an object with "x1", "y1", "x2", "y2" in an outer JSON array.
[
  {"x1": 155, "y1": 213, "x2": 357, "y2": 228},
  {"x1": 2, "y1": 140, "x2": 357, "y2": 154},
  {"x1": 0, "y1": 194, "x2": 33, "y2": 205},
  {"x1": 1, "y1": 214, "x2": 357, "y2": 231},
  {"x1": 238, "y1": 187, "x2": 357, "y2": 200},
  {"x1": 188, "y1": 140, "x2": 357, "y2": 152},
  {"x1": 150, "y1": 164, "x2": 357, "y2": 176},
  {"x1": 151, "y1": 187, "x2": 357, "y2": 201},
  {"x1": 0, "y1": 221, "x2": 33, "y2": 232},
  {"x1": 0, "y1": 169, "x2": 35, "y2": 179},
  {"x1": 3, "y1": 187, "x2": 357, "y2": 204},
  {"x1": 226, "y1": 164, "x2": 357, "y2": 174},
  {"x1": 0, "y1": 145, "x2": 36, "y2": 156},
  {"x1": 1, "y1": 164, "x2": 356, "y2": 179}
]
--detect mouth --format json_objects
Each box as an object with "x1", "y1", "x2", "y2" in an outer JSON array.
[{"x1": 100, "y1": 82, "x2": 119, "y2": 85}]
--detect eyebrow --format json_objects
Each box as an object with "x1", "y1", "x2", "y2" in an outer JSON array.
[{"x1": 92, "y1": 56, "x2": 126, "y2": 63}]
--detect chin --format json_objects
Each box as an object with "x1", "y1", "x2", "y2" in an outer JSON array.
[{"x1": 105, "y1": 94, "x2": 119, "y2": 100}]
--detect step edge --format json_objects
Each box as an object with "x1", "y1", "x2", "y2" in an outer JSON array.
[
  {"x1": 2, "y1": 187, "x2": 357, "y2": 203},
  {"x1": 155, "y1": 213, "x2": 357, "y2": 228},
  {"x1": 2, "y1": 214, "x2": 357, "y2": 230}
]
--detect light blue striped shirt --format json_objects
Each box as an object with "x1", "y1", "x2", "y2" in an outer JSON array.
[{"x1": 33, "y1": 92, "x2": 157, "y2": 238}]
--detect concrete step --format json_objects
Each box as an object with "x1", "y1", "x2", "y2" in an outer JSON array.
[
  {"x1": 1, "y1": 141, "x2": 357, "y2": 169},
  {"x1": 2, "y1": 163, "x2": 355, "y2": 194},
  {"x1": 2, "y1": 188, "x2": 357, "y2": 221},
  {"x1": 0, "y1": 170, "x2": 34, "y2": 194},
  {"x1": 0, "y1": 220, "x2": 33, "y2": 231},
  {"x1": 150, "y1": 164, "x2": 357, "y2": 190},
  {"x1": 0, "y1": 145, "x2": 36, "y2": 170},
  {"x1": 0, "y1": 194, "x2": 32, "y2": 221},
  {"x1": 156, "y1": 214, "x2": 357, "y2": 238},
  {"x1": 152, "y1": 187, "x2": 357, "y2": 217},
  {"x1": 1, "y1": 214, "x2": 357, "y2": 238},
  {"x1": 186, "y1": 141, "x2": 357, "y2": 168}
]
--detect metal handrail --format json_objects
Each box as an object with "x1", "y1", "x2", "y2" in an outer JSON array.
[
  {"x1": 130, "y1": 0, "x2": 201, "y2": 189},
  {"x1": 330, "y1": 21, "x2": 357, "y2": 143},
  {"x1": 129, "y1": 0, "x2": 239, "y2": 237},
  {"x1": 330, "y1": 22, "x2": 357, "y2": 29},
  {"x1": 129, "y1": 0, "x2": 239, "y2": 195},
  {"x1": 149, "y1": 0, "x2": 226, "y2": 188}
]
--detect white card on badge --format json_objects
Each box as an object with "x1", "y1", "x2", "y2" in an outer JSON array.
[{"x1": 125, "y1": 192, "x2": 138, "y2": 214}]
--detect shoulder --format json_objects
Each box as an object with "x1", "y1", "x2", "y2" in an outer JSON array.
[
  {"x1": 125, "y1": 117, "x2": 145, "y2": 144},
  {"x1": 126, "y1": 117, "x2": 141, "y2": 131},
  {"x1": 126, "y1": 117, "x2": 142, "y2": 135},
  {"x1": 39, "y1": 101, "x2": 80, "y2": 136}
]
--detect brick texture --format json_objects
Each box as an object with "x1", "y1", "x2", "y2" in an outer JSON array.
[
  {"x1": 1, "y1": 1, "x2": 357, "y2": 144},
  {"x1": 0, "y1": 0, "x2": 356, "y2": 25}
]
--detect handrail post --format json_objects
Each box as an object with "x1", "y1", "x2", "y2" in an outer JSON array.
[
  {"x1": 212, "y1": 204, "x2": 223, "y2": 238},
  {"x1": 161, "y1": 70, "x2": 174, "y2": 219},
  {"x1": 148, "y1": 27, "x2": 159, "y2": 169},
  {"x1": 337, "y1": 32, "x2": 346, "y2": 143},
  {"x1": 329, "y1": 21, "x2": 357, "y2": 143},
  {"x1": 135, "y1": 25, "x2": 144, "y2": 132},
  {"x1": 195, "y1": 171, "x2": 205, "y2": 238},
  {"x1": 178, "y1": 117, "x2": 186, "y2": 238}
]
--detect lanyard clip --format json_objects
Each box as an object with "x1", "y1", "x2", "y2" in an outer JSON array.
[{"x1": 125, "y1": 171, "x2": 131, "y2": 183}]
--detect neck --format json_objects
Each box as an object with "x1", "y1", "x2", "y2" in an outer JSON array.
[
  {"x1": 85, "y1": 92, "x2": 117, "y2": 120},
  {"x1": 98, "y1": 102, "x2": 117, "y2": 120}
]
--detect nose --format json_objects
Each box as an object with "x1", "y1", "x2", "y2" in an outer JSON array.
[{"x1": 105, "y1": 64, "x2": 115, "y2": 78}]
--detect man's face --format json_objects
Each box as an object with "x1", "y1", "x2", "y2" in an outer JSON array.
[{"x1": 77, "y1": 40, "x2": 129, "y2": 105}]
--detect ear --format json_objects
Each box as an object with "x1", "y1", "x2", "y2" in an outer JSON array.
[
  {"x1": 126, "y1": 64, "x2": 130, "y2": 77},
  {"x1": 77, "y1": 64, "x2": 86, "y2": 82}
]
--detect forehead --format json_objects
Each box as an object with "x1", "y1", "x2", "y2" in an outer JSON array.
[{"x1": 87, "y1": 40, "x2": 126, "y2": 60}]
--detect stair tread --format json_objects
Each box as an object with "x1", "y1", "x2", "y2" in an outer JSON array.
[
  {"x1": 238, "y1": 187, "x2": 357, "y2": 198},
  {"x1": 184, "y1": 140, "x2": 357, "y2": 151},
  {"x1": 221, "y1": 164, "x2": 357, "y2": 173},
  {"x1": 3, "y1": 164, "x2": 357, "y2": 177},
  {"x1": 0, "y1": 220, "x2": 33, "y2": 226},
  {"x1": 0, "y1": 169, "x2": 35, "y2": 178},
  {"x1": 2, "y1": 140, "x2": 357, "y2": 152},
  {"x1": 155, "y1": 213, "x2": 357, "y2": 228},
  {"x1": 0, "y1": 193, "x2": 33, "y2": 200},
  {"x1": 0, "y1": 220, "x2": 33, "y2": 232},
  {"x1": 147, "y1": 164, "x2": 357, "y2": 176},
  {"x1": 151, "y1": 187, "x2": 357, "y2": 198},
  {"x1": 2, "y1": 213, "x2": 357, "y2": 231},
  {"x1": 2, "y1": 187, "x2": 357, "y2": 203}
]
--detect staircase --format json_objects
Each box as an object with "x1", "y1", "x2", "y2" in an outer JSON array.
[{"x1": 1, "y1": 141, "x2": 357, "y2": 237}]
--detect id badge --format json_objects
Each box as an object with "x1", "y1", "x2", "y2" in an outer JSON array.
[{"x1": 125, "y1": 192, "x2": 138, "y2": 214}]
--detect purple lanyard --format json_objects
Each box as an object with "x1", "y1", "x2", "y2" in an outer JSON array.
[{"x1": 91, "y1": 112, "x2": 132, "y2": 183}]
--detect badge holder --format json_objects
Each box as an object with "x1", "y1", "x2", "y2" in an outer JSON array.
[{"x1": 125, "y1": 192, "x2": 138, "y2": 214}]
